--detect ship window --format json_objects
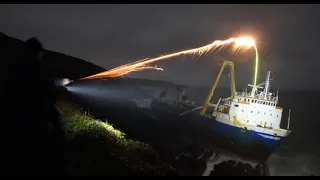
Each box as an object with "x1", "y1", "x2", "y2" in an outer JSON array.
[
  {"x1": 251, "y1": 111, "x2": 253, "y2": 113},
  {"x1": 258, "y1": 111, "x2": 260, "y2": 114},
  {"x1": 234, "y1": 104, "x2": 239, "y2": 107},
  {"x1": 264, "y1": 112, "x2": 266, "y2": 115},
  {"x1": 263, "y1": 102, "x2": 266, "y2": 105},
  {"x1": 277, "y1": 115, "x2": 279, "y2": 117},
  {"x1": 242, "y1": 110, "x2": 244, "y2": 112},
  {"x1": 270, "y1": 114, "x2": 272, "y2": 116}
]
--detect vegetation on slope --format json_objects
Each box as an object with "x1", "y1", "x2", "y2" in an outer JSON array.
[{"x1": 56, "y1": 101, "x2": 176, "y2": 176}]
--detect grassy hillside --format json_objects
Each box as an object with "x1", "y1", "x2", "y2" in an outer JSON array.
[
  {"x1": 56, "y1": 100, "x2": 176, "y2": 176},
  {"x1": 0, "y1": 32, "x2": 107, "y2": 129},
  {"x1": 0, "y1": 32, "x2": 105, "y2": 80},
  {"x1": 0, "y1": 32, "x2": 178, "y2": 175}
]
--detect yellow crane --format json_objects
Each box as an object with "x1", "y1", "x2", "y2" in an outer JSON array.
[{"x1": 200, "y1": 60, "x2": 236, "y2": 115}]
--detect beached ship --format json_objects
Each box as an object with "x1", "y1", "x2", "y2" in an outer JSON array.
[{"x1": 151, "y1": 60, "x2": 291, "y2": 162}]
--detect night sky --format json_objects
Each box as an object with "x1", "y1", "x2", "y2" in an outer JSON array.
[{"x1": 1, "y1": 4, "x2": 319, "y2": 90}]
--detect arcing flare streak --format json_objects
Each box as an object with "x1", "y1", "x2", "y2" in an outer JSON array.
[{"x1": 80, "y1": 37, "x2": 258, "y2": 85}]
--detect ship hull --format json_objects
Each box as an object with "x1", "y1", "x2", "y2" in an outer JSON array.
[{"x1": 151, "y1": 99, "x2": 283, "y2": 163}]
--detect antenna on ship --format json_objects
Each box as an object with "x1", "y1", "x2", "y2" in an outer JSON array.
[
  {"x1": 287, "y1": 109, "x2": 291, "y2": 130},
  {"x1": 248, "y1": 82, "x2": 263, "y2": 98},
  {"x1": 276, "y1": 86, "x2": 279, "y2": 101}
]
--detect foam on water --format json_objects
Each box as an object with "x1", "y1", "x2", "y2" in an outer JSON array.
[{"x1": 268, "y1": 150, "x2": 320, "y2": 176}]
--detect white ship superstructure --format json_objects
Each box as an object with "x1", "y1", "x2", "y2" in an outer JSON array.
[{"x1": 212, "y1": 71, "x2": 291, "y2": 139}]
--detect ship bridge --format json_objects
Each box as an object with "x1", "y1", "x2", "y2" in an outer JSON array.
[{"x1": 230, "y1": 71, "x2": 283, "y2": 129}]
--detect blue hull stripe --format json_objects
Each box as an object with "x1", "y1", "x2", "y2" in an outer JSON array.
[
  {"x1": 183, "y1": 114, "x2": 283, "y2": 150},
  {"x1": 213, "y1": 120, "x2": 282, "y2": 149}
]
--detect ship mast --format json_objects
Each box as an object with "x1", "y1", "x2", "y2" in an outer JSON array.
[
  {"x1": 263, "y1": 71, "x2": 271, "y2": 100},
  {"x1": 248, "y1": 71, "x2": 272, "y2": 99}
]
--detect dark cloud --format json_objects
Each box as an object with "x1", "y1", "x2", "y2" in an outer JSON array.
[{"x1": 0, "y1": 4, "x2": 319, "y2": 89}]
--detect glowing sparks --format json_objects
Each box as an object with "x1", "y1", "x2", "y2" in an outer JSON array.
[
  {"x1": 80, "y1": 37, "x2": 258, "y2": 81},
  {"x1": 82, "y1": 58, "x2": 164, "y2": 79},
  {"x1": 100, "y1": 66, "x2": 163, "y2": 78}
]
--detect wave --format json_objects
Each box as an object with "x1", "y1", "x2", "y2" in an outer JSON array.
[{"x1": 268, "y1": 150, "x2": 320, "y2": 176}]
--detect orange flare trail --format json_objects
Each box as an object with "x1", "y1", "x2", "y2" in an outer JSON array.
[{"x1": 80, "y1": 37, "x2": 256, "y2": 80}]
